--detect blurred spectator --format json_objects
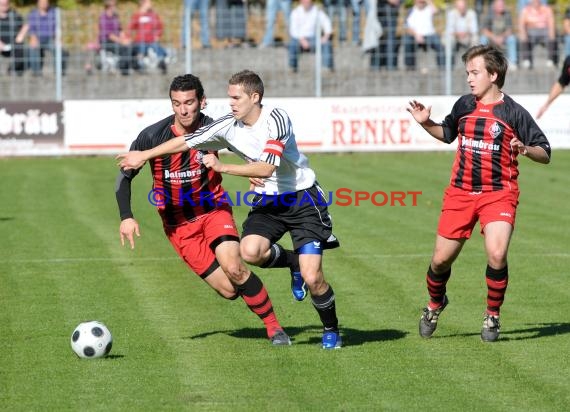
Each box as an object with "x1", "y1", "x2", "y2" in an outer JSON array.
[
  {"x1": 99, "y1": 0, "x2": 138, "y2": 75},
  {"x1": 260, "y1": 0, "x2": 291, "y2": 48},
  {"x1": 181, "y1": 0, "x2": 211, "y2": 49},
  {"x1": 288, "y1": 0, "x2": 334, "y2": 72},
  {"x1": 324, "y1": 0, "x2": 347, "y2": 43},
  {"x1": 350, "y1": 0, "x2": 369, "y2": 46},
  {"x1": 215, "y1": 0, "x2": 248, "y2": 48},
  {"x1": 129, "y1": 0, "x2": 167, "y2": 73},
  {"x1": 562, "y1": 7, "x2": 570, "y2": 57},
  {"x1": 0, "y1": 0, "x2": 26, "y2": 75},
  {"x1": 518, "y1": 0, "x2": 557, "y2": 69},
  {"x1": 26, "y1": 0, "x2": 68, "y2": 76},
  {"x1": 480, "y1": 0, "x2": 517, "y2": 68},
  {"x1": 370, "y1": 0, "x2": 401, "y2": 70},
  {"x1": 403, "y1": 0, "x2": 444, "y2": 71},
  {"x1": 516, "y1": 0, "x2": 545, "y2": 13},
  {"x1": 446, "y1": 0, "x2": 478, "y2": 66},
  {"x1": 474, "y1": 0, "x2": 491, "y2": 22}
]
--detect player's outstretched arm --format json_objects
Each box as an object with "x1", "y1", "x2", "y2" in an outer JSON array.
[
  {"x1": 202, "y1": 154, "x2": 276, "y2": 178},
  {"x1": 536, "y1": 82, "x2": 564, "y2": 119},
  {"x1": 407, "y1": 99, "x2": 445, "y2": 142},
  {"x1": 116, "y1": 135, "x2": 188, "y2": 170}
]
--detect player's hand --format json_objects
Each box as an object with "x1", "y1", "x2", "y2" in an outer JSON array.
[
  {"x1": 202, "y1": 153, "x2": 223, "y2": 172},
  {"x1": 248, "y1": 177, "x2": 265, "y2": 191},
  {"x1": 119, "y1": 218, "x2": 140, "y2": 249},
  {"x1": 536, "y1": 105, "x2": 547, "y2": 120},
  {"x1": 406, "y1": 100, "x2": 432, "y2": 125},
  {"x1": 116, "y1": 151, "x2": 146, "y2": 170},
  {"x1": 510, "y1": 137, "x2": 528, "y2": 156}
]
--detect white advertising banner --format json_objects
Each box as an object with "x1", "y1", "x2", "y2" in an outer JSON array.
[{"x1": 2, "y1": 95, "x2": 568, "y2": 156}]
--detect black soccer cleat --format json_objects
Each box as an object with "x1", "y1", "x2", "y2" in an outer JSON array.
[{"x1": 419, "y1": 295, "x2": 449, "y2": 338}]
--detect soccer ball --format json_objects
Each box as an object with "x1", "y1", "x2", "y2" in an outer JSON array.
[{"x1": 70, "y1": 321, "x2": 113, "y2": 359}]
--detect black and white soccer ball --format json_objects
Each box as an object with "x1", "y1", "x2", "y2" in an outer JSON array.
[{"x1": 70, "y1": 321, "x2": 113, "y2": 359}]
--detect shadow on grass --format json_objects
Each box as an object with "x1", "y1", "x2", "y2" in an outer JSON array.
[
  {"x1": 0, "y1": 217, "x2": 14, "y2": 221},
  {"x1": 186, "y1": 325, "x2": 407, "y2": 346},
  {"x1": 445, "y1": 322, "x2": 570, "y2": 341}
]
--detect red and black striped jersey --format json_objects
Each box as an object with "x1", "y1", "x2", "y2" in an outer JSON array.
[
  {"x1": 124, "y1": 113, "x2": 227, "y2": 226},
  {"x1": 441, "y1": 93, "x2": 551, "y2": 192}
]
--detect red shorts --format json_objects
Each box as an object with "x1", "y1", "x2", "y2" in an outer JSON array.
[
  {"x1": 164, "y1": 207, "x2": 239, "y2": 277},
  {"x1": 437, "y1": 186, "x2": 520, "y2": 239}
]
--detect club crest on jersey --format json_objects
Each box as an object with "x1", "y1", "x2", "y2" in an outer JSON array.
[
  {"x1": 489, "y1": 122, "x2": 502, "y2": 139},
  {"x1": 195, "y1": 151, "x2": 204, "y2": 164}
]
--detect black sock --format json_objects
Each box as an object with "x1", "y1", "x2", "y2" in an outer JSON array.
[
  {"x1": 311, "y1": 285, "x2": 338, "y2": 331},
  {"x1": 260, "y1": 243, "x2": 298, "y2": 270}
]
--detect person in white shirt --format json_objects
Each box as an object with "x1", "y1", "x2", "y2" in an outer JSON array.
[
  {"x1": 403, "y1": 0, "x2": 444, "y2": 70},
  {"x1": 446, "y1": 0, "x2": 479, "y2": 67},
  {"x1": 117, "y1": 70, "x2": 343, "y2": 350},
  {"x1": 288, "y1": 0, "x2": 334, "y2": 72}
]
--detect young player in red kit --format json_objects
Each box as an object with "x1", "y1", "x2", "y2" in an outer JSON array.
[
  {"x1": 115, "y1": 74, "x2": 291, "y2": 345},
  {"x1": 407, "y1": 45, "x2": 551, "y2": 342}
]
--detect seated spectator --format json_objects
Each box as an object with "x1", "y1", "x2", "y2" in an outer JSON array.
[
  {"x1": 215, "y1": 0, "x2": 248, "y2": 48},
  {"x1": 446, "y1": 0, "x2": 478, "y2": 66},
  {"x1": 516, "y1": 0, "x2": 545, "y2": 14},
  {"x1": 402, "y1": 0, "x2": 444, "y2": 71},
  {"x1": 129, "y1": 0, "x2": 167, "y2": 74},
  {"x1": 99, "y1": 0, "x2": 138, "y2": 75},
  {"x1": 480, "y1": 0, "x2": 517, "y2": 68},
  {"x1": 518, "y1": 0, "x2": 557, "y2": 69},
  {"x1": 181, "y1": 0, "x2": 211, "y2": 49},
  {"x1": 370, "y1": 0, "x2": 401, "y2": 71},
  {"x1": 324, "y1": 0, "x2": 347, "y2": 43},
  {"x1": 260, "y1": 0, "x2": 291, "y2": 48},
  {"x1": 0, "y1": 0, "x2": 26, "y2": 75},
  {"x1": 562, "y1": 7, "x2": 570, "y2": 57},
  {"x1": 288, "y1": 0, "x2": 334, "y2": 73},
  {"x1": 350, "y1": 0, "x2": 369, "y2": 46},
  {"x1": 26, "y1": 0, "x2": 69, "y2": 77}
]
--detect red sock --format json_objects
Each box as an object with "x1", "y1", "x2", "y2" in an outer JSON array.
[
  {"x1": 486, "y1": 265, "x2": 508, "y2": 316},
  {"x1": 238, "y1": 273, "x2": 282, "y2": 338}
]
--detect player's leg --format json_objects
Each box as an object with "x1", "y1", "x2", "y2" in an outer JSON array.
[
  {"x1": 478, "y1": 190, "x2": 518, "y2": 342},
  {"x1": 418, "y1": 234, "x2": 466, "y2": 338},
  {"x1": 420, "y1": 186, "x2": 474, "y2": 338},
  {"x1": 240, "y1": 212, "x2": 306, "y2": 301},
  {"x1": 297, "y1": 247, "x2": 341, "y2": 349},
  {"x1": 214, "y1": 239, "x2": 290, "y2": 344}
]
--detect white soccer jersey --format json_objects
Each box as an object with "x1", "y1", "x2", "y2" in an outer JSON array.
[{"x1": 183, "y1": 105, "x2": 316, "y2": 194}]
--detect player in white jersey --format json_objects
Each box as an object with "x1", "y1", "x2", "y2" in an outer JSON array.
[{"x1": 118, "y1": 70, "x2": 342, "y2": 349}]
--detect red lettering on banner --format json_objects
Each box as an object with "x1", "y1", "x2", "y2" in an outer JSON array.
[
  {"x1": 332, "y1": 120, "x2": 345, "y2": 145},
  {"x1": 332, "y1": 118, "x2": 412, "y2": 146},
  {"x1": 400, "y1": 119, "x2": 412, "y2": 144}
]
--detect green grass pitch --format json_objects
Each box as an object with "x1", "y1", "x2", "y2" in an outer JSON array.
[{"x1": 1, "y1": 151, "x2": 569, "y2": 411}]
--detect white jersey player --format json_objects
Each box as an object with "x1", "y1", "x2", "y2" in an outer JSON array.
[{"x1": 118, "y1": 70, "x2": 342, "y2": 349}]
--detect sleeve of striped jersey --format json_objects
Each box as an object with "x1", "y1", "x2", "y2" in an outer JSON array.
[
  {"x1": 259, "y1": 108, "x2": 290, "y2": 166},
  {"x1": 515, "y1": 105, "x2": 552, "y2": 158},
  {"x1": 441, "y1": 95, "x2": 475, "y2": 144},
  {"x1": 184, "y1": 113, "x2": 233, "y2": 151}
]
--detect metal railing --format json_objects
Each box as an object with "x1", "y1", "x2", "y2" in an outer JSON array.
[{"x1": 0, "y1": 3, "x2": 564, "y2": 101}]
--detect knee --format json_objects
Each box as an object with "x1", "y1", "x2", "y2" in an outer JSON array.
[
  {"x1": 221, "y1": 260, "x2": 249, "y2": 284},
  {"x1": 302, "y1": 268, "x2": 326, "y2": 291},
  {"x1": 487, "y1": 251, "x2": 507, "y2": 269},
  {"x1": 430, "y1": 256, "x2": 453, "y2": 274},
  {"x1": 239, "y1": 242, "x2": 264, "y2": 266}
]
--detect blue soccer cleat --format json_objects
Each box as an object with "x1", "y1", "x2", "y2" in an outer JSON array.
[
  {"x1": 290, "y1": 270, "x2": 308, "y2": 301},
  {"x1": 322, "y1": 330, "x2": 342, "y2": 349}
]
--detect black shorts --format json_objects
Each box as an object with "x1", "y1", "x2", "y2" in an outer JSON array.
[{"x1": 241, "y1": 184, "x2": 340, "y2": 252}]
